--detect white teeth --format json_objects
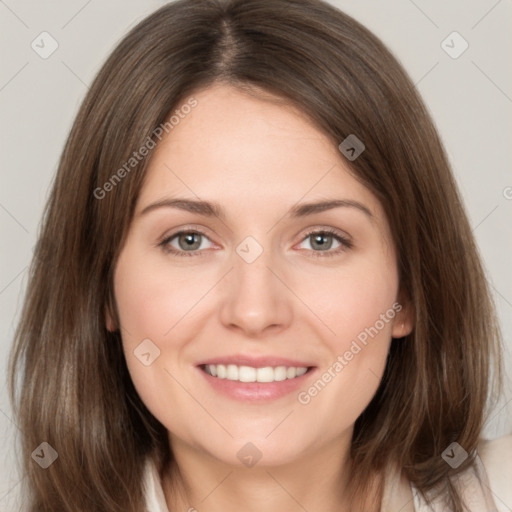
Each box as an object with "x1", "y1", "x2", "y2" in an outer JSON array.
[
  {"x1": 226, "y1": 364, "x2": 239, "y2": 380},
  {"x1": 274, "y1": 366, "x2": 287, "y2": 381},
  {"x1": 256, "y1": 366, "x2": 274, "y2": 383},
  {"x1": 204, "y1": 364, "x2": 309, "y2": 382},
  {"x1": 296, "y1": 367, "x2": 307, "y2": 377},
  {"x1": 239, "y1": 366, "x2": 257, "y2": 382},
  {"x1": 216, "y1": 364, "x2": 227, "y2": 379}
]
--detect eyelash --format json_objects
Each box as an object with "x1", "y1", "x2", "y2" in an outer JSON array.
[{"x1": 158, "y1": 227, "x2": 353, "y2": 258}]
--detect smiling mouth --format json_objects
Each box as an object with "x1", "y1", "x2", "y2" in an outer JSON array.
[{"x1": 200, "y1": 364, "x2": 313, "y2": 383}]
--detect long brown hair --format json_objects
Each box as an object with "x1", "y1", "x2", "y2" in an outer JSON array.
[{"x1": 8, "y1": 0, "x2": 502, "y2": 510}]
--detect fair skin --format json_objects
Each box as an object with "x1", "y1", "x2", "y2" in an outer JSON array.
[{"x1": 108, "y1": 83, "x2": 413, "y2": 511}]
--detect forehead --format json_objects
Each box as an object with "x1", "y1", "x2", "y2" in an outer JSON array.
[{"x1": 137, "y1": 83, "x2": 381, "y2": 221}]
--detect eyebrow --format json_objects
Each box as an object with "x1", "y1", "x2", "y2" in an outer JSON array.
[{"x1": 139, "y1": 197, "x2": 373, "y2": 220}]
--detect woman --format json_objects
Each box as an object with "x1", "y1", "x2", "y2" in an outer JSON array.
[{"x1": 8, "y1": 0, "x2": 511, "y2": 510}]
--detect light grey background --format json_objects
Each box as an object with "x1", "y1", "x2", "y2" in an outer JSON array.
[{"x1": 1, "y1": 0, "x2": 511, "y2": 509}]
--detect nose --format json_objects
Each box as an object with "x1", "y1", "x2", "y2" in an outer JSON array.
[{"x1": 218, "y1": 245, "x2": 293, "y2": 338}]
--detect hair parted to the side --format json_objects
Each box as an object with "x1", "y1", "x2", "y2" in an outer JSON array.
[{"x1": 8, "y1": 0, "x2": 502, "y2": 510}]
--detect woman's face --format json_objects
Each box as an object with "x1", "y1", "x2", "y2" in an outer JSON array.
[{"x1": 110, "y1": 83, "x2": 411, "y2": 468}]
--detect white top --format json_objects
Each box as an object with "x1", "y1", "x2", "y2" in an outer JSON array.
[{"x1": 143, "y1": 434, "x2": 512, "y2": 511}]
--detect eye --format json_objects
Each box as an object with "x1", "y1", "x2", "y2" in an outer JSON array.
[
  {"x1": 296, "y1": 228, "x2": 353, "y2": 257},
  {"x1": 158, "y1": 230, "x2": 214, "y2": 257},
  {"x1": 158, "y1": 227, "x2": 353, "y2": 258}
]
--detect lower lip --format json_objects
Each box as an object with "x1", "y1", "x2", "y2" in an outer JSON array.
[{"x1": 197, "y1": 366, "x2": 315, "y2": 402}]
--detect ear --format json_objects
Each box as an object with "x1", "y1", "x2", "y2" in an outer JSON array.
[
  {"x1": 105, "y1": 293, "x2": 118, "y2": 332},
  {"x1": 105, "y1": 306, "x2": 117, "y2": 332},
  {"x1": 391, "y1": 287, "x2": 414, "y2": 339}
]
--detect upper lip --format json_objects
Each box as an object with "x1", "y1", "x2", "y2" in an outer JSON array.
[{"x1": 197, "y1": 354, "x2": 314, "y2": 368}]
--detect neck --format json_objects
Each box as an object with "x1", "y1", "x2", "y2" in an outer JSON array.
[{"x1": 161, "y1": 436, "x2": 382, "y2": 512}]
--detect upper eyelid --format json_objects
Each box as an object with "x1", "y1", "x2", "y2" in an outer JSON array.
[{"x1": 159, "y1": 225, "x2": 215, "y2": 245}]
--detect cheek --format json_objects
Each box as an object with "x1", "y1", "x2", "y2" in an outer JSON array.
[
  {"x1": 334, "y1": 273, "x2": 397, "y2": 344},
  {"x1": 112, "y1": 251, "x2": 189, "y2": 418},
  {"x1": 113, "y1": 249, "x2": 204, "y2": 343},
  {"x1": 299, "y1": 251, "x2": 399, "y2": 350},
  {"x1": 294, "y1": 251, "x2": 398, "y2": 416}
]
